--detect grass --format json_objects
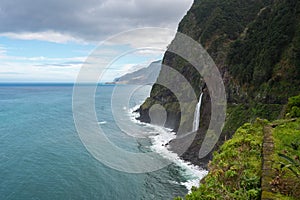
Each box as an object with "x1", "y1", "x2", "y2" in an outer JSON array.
[
  {"x1": 175, "y1": 120, "x2": 266, "y2": 200},
  {"x1": 175, "y1": 118, "x2": 300, "y2": 200},
  {"x1": 270, "y1": 118, "x2": 300, "y2": 198},
  {"x1": 174, "y1": 95, "x2": 300, "y2": 199}
]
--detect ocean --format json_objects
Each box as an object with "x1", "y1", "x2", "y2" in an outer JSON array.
[{"x1": 0, "y1": 84, "x2": 207, "y2": 200}]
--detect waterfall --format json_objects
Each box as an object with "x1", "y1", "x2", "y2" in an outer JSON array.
[{"x1": 192, "y1": 93, "x2": 203, "y2": 132}]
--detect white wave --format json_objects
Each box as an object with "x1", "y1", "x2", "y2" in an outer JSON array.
[
  {"x1": 128, "y1": 105, "x2": 208, "y2": 192},
  {"x1": 128, "y1": 105, "x2": 141, "y2": 118},
  {"x1": 127, "y1": 105, "x2": 151, "y2": 127},
  {"x1": 149, "y1": 126, "x2": 208, "y2": 192},
  {"x1": 179, "y1": 163, "x2": 208, "y2": 193}
]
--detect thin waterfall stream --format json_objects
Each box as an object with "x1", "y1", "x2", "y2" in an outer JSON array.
[{"x1": 192, "y1": 93, "x2": 203, "y2": 132}]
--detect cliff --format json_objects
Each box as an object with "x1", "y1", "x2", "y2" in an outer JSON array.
[
  {"x1": 114, "y1": 60, "x2": 161, "y2": 85},
  {"x1": 138, "y1": 0, "x2": 300, "y2": 167},
  {"x1": 175, "y1": 95, "x2": 300, "y2": 199}
]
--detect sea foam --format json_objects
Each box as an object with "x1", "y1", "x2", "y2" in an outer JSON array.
[
  {"x1": 128, "y1": 105, "x2": 208, "y2": 192},
  {"x1": 98, "y1": 121, "x2": 107, "y2": 125}
]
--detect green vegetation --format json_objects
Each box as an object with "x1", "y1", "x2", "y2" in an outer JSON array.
[
  {"x1": 286, "y1": 94, "x2": 300, "y2": 118},
  {"x1": 224, "y1": 103, "x2": 282, "y2": 134},
  {"x1": 140, "y1": 0, "x2": 300, "y2": 137},
  {"x1": 271, "y1": 118, "x2": 300, "y2": 198},
  {"x1": 227, "y1": 0, "x2": 298, "y2": 86},
  {"x1": 138, "y1": 0, "x2": 300, "y2": 197},
  {"x1": 278, "y1": 153, "x2": 300, "y2": 178},
  {"x1": 175, "y1": 95, "x2": 300, "y2": 199},
  {"x1": 175, "y1": 117, "x2": 300, "y2": 200},
  {"x1": 175, "y1": 120, "x2": 266, "y2": 200},
  {"x1": 226, "y1": 0, "x2": 300, "y2": 103},
  {"x1": 271, "y1": 95, "x2": 300, "y2": 199}
]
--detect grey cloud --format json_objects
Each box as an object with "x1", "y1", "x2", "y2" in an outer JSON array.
[{"x1": 0, "y1": 0, "x2": 193, "y2": 41}]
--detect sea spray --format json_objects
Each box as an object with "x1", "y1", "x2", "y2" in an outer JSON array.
[
  {"x1": 129, "y1": 104, "x2": 208, "y2": 192},
  {"x1": 148, "y1": 127, "x2": 208, "y2": 192}
]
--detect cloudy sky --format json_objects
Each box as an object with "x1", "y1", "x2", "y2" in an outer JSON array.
[{"x1": 0, "y1": 0, "x2": 193, "y2": 82}]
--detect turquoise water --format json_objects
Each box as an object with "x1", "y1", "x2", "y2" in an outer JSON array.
[{"x1": 0, "y1": 84, "x2": 190, "y2": 200}]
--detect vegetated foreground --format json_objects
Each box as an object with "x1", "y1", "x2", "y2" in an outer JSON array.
[
  {"x1": 139, "y1": 0, "x2": 300, "y2": 168},
  {"x1": 175, "y1": 95, "x2": 300, "y2": 200}
]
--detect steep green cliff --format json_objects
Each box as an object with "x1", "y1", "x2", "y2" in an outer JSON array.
[
  {"x1": 175, "y1": 95, "x2": 300, "y2": 199},
  {"x1": 138, "y1": 0, "x2": 300, "y2": 166}
]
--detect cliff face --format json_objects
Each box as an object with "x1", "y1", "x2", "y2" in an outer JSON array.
[
  {"x1": 114, "y1": 60, "x2": 161, "y2": 85},
  {"x1": 138, "y1": 0, "x2": 300, "y2": 166}
]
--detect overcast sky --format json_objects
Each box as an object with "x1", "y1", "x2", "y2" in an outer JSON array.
[{"x1": 0, "y1": 0, "x2": 193, "y2": 82}]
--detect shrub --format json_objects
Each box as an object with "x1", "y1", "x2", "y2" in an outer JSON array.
[{"x1": 286, "y1": 94, "x2": 300, "y2": 118}]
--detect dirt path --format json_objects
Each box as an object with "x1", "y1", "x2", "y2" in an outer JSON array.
[{"x1": 261, "y1": 125, "x2": 276, "y2": 199}]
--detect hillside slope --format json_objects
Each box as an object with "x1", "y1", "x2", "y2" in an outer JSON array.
[
  {"x1": 114, "y1": 60, "x2": 161, "y2": 85},
  {"x1": 175, "y1": 95, "x2": 300, "y2": 199},
  {"x1": 138, "y1": 0, "x2": 300, "y2": 166}
]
